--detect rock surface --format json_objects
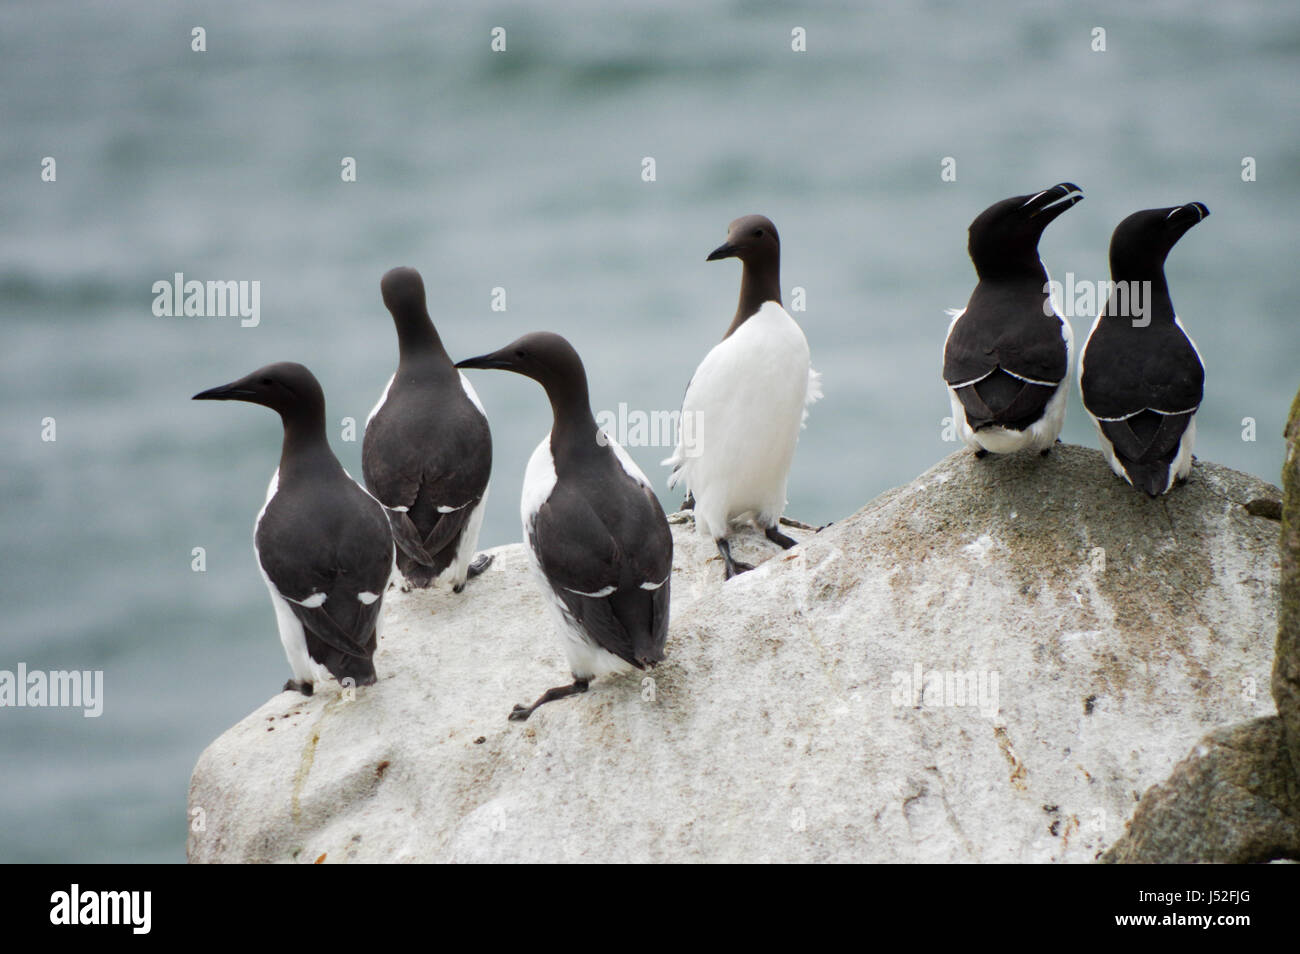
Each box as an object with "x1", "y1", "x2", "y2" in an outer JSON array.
[
  {"x1": 1101, "y1": 389, "x2": 1300, "y2": 863},
  {"x1": 187, "y1": 444, "x2": 1282, "y2": 863}
]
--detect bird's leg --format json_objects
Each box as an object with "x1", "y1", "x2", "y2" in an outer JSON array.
[
  {"x1": 1040, "y1": 438, "x2": 1062, "y2": 458},
  {"x1": 453, "y1": 553, "x2": 495, "y2": 593},
  {"x1": 716, "y1": 537, "x2": 754, "y2": 580},
  {"x1": 508, "y1": 678, "x2": 589, "y2": 721},
  {"x1": 284, "y1": 679, "x2": 314, "y2": 697},
  {"x1": 765, "y1": 525, "x2": 798, "y2": 549},
  {"x1": 681, "y1": 492, "x2": 695, "y2": 511},
  {"x1": 974, "y1": 448, "x2": 990, "y2": 460},
  {"x1": 782, "y1": 515, "x2": 835, "y2": 533}
]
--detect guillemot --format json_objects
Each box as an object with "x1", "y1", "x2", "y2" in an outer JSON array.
[
  {"x1": 363, "y1": 266, "x2": 493, "y2": 591},
  {"x1": 194, "y1": 362, "x2": 394, "y2": 695},
  {"x1": 663, "y1": 214, "x2": 822, "y2": 580},
  {"x1": 942, "y1": 182, "x2": 1083, "y2": 458},
  {"x1": 456, "y1": 333, "x2": 672, "y2": 721},
  {"x1": 1079, "y1": 203, "x2": 1209, "y2": 496}
]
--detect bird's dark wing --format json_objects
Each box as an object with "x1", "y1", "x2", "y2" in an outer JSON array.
[
  {"x1": 382, "y1": 506, "x2": 435, "y2": 565},
  {"x1": 256, "y1": 480, "x2": 393, "y2": 661},
  {"x1": 954, "y1": 371, "x2": 1058, "y2": 431},
  {"x1": 1099, "y1": 410, "x2": 1194, "y2": 466},
  {"x1": 285, "y1": 598, "x2": 381, "y2": 660},
  {"x1": 363, "y1": 378, "x2": 491, "y2": 568},
  {"x1": 943, "y1": 283, "x2": 1069, "y2": 386},
  {"x1": 528, "y1": 477, "x2": 671, "y2": 666},
  {"x1": 1081, "y1": 321, "x2": 1204, "y2": 420},
  {"x1": 415, "y1": 501, "x2": 476, "y2": 558}
]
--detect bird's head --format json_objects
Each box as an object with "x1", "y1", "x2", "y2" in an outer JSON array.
[
  {"x1": 192, "y1": 361, "x2": 325, "y2": 419},
  {"x1": 1108, "y1": 202, "x2": 1210, "y2": 278},
  {"x1": 967, "y1": 182, "x2": 1083, "y2": 279},
  {"x1": 455, "y1": 331, "x2": 588, "y2": 400},
  {"x1": 706, "y1": 214, "x2": 781, "y2": 267}
]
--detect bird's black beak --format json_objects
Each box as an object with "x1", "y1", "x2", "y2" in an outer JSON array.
[
  {"x1": 192, "y1": 381, "x2": 257, "y2": 401},
  {"x1": 455, "y1": 350, "x2": 511, "y2": 371},
  {"x1": 706, "y1": 241, "x2": 737, "y2": 262},
  {"x1": 1026, "y1": 182, "x2": 1084, "y2": 225},
  {"x1": 1168, "y1": 202, "x2": 1211, "y2": 226}
]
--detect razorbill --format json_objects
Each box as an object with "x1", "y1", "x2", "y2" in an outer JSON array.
[
  {"x1": 456, "y1": 333, "x2": 672, "y2": 721},
  {"x1": 194, "y1": 362, "x2": 395, "y2": 695},
  {"x1": 363, "y1": 267, "x2": 493, "y2": 591},
  {"x1": 942, "y1": 182, "x2": 1083, "y2": 458},
  {"x1": 662, "y1": 214, "x2": 822, "y2": 580},
  {"x1": 1079, "y1": 202, "x2": 1210, "y2": 496}
]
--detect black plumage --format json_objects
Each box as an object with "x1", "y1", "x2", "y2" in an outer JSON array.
[
  {"x1": 528, "y1": 441, "x2": 671, "y2": 673},
  {"x1": 1081, "y1": 203, "x2": 1209, "y2": 496},
  {"x1": 363, "y1": 267, "x2": 493, "y2": 590},
  {"x1": 943, "y1": 183, "x2": 1083, "y2": 450},
  {"x1": 194, "y1": 362, "x2": 394, "y2": 694},
  {"x1": 255, "y1": 467, "x2": 392, "y2": 687},
  {"x1": 457, "y1": 332, "x2": 672, "y2": 721}
]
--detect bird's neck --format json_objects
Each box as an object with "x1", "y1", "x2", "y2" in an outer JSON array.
[
  {"x1": 396, "y1": 315, "x2": 452, "y2": 372},
  {"x1": 974, "y1": 256, "x2": 1048, "y2": 286},
  {"x1": 969, "y1": 271, "x2": 1053, "y2": 315},
  {"x1": 545, "y1": 380, "x2": 605, "y2": 476},
  {"x1": 725, "y1": 258, "x2": 782, "y2": 338},
  {"x1": 1102, "y1": 269, "x2": 1174, "y2": 324},
  {"x1": 277, "y1": 414, "x2": 340, "y2": 483}
]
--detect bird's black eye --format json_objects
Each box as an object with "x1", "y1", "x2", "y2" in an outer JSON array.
[
  {"x1": 514, "y1": 349, "x2": 525, "y2": 359},
  {"x1": 261, "y1": 377, "x2": 272, "y2": 386},
  {"x1": 753, "y1": 229, "x2": 764, "y2": 238}
]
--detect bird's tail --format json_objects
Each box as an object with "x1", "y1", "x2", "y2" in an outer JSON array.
[
  {"x1": 662, "y1": 430, "x2": 689, "y2": 489},
  {"x1": 663, "y1": 453, "x2": 685, "y2": 490},
  {"x1": 802, "y1": 367, "x2": 824, "y2": 426}
]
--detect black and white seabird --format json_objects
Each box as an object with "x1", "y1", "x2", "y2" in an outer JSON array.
[
  {"x1": 662, "y1": 214, "x2": 822, "y2": 580},
  {"x1": 194, "y1": 362, "x2": 395, "y2": 695},
  {"x1": 1079, "y1": 203, "x2": 1210, "y2": 496},
  {"x1": 456, "y1": 333, "x2": 672, "y2": 721},
  {"x1": 363, "y1": 267, "x2": 494, "y2": 591},
  {"x1": 943, "y1": 183, "x2": 1084, "y2": 458}
]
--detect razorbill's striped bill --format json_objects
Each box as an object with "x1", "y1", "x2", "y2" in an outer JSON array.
[
  {"x1": 194, "y1": 362, "x2": 395, "y2": 696},
  {"x1": 457, "y1": 333, "x2": 672, "y2": 721},
  {"x1": 363, "y1": 267, "x2": 493, "y2": 592},
  {"x1": 663, "y1": 214, "x2": 822, "y2": 580},
  {"x1": 943, "y1": 183, "x2": 1083, "y2": 458},
  {"x1": 1079, "y1": 203, "x2": 1210, "y2": 496}
]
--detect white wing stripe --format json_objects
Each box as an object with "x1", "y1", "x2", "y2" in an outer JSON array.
[{"x1": 563, "y1": 585, "x2": 616, "y2": 598}]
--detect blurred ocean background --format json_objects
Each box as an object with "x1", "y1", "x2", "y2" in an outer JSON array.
[{"x1": 2, "y1": 1, "x2": 1297, "y2": 862}]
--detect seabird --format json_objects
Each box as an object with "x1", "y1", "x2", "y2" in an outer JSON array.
[
  {"x1": 456, "y1": 333, "x2": 672, "y2": 721},
  {"x1": 363, "y1": 266, "x2": 494, "y2": 591},
  {"x1": 193, "y1": 362, "x2": 395, "y2": 695},
  {"x1": 942, "y1": 182, "x2": 1083, "y2": 458},
  {"x1": 1079, "y1": 202, "x2": 1210, "y2": 496},
  {"x1": 662, "y1": 214, "x2": 822, "y2": 580}
]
